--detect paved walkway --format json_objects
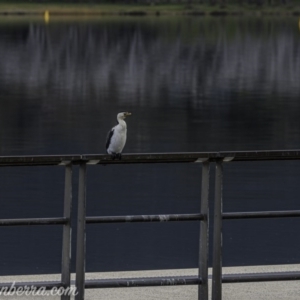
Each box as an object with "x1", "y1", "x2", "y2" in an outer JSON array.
[{"x1": 0, "y1": 264, "x2": 299, "y2": 300}]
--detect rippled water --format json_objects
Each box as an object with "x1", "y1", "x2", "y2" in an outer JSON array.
[{"x1": 0, "y1": 16, "x2": 300, "y2": 275}]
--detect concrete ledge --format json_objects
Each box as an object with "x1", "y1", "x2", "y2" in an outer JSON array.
[{"x1": 0, "y1": 264, "x2": 299, "y2": 299}]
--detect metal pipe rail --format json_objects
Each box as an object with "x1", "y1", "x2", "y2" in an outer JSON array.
[
  {"x1": 222, "y1": 271, "x2": 300, "y2": 283},
  {"x1": 223, "y1": 210, "x2": 300, "y2": 219},
  {"x1": 0, "y1": 164, "x2": 73, "y2": 300},
  {"x1": 1, "y1": 150, "x2": 300, "y2": 300},
  {"x1": 86, "y1": 213, "x2": 204, "y2": 224},
  {"x1": 73, "y1": 151, "x2": 300, "y2": 300},
  {"x1": 211, "y1": 159, "x2": 300, "y2": 300},
  {"x1": 0, "y1": 217, "x2": 68, "y2": 226},
  {"x1": 84, "y1": 276, "x2": 202, "y2": 288},
  {"x1": 0, "y1": 149, "x2": 299, "y2": 167},
  {"x1": 82, "y1": 214, "x2": 206, "y2": 296},
  {"x1": 75, "y1": 161, "x2": 211, "y2": 300}
]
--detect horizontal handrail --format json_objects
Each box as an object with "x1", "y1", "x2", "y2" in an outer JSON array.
[
  {"x1": 2, "y1": 151, "x2": 297, "y2": 299},
  {"x1": 222, "y1": 271, "x2": 300, "y2": 283},
  {"x1": 0, "y1": 217, "x2": 68, "y2": 226},
  {"x1": 86, "y1": 213, "x2": 204, "y2": 224},
  {"x1": 84, "y1": 276, "x2": 202, "y2": 288},
  {"x1": 1, "y1": 149, "x2": 300, "y2": 166},
  {"x1": 223, "y1": 210, "x2": 300, "y2": 219}
]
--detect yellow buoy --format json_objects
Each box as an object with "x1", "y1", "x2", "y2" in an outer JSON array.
[{"x1": 44, "y1": 10, "x2": 50, "y2": 23}]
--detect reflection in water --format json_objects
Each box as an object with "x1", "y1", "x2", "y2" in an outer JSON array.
[
  {"x1": 1, "y1": 18, "x2": 299, "y2": 102},
  {"x1": 0, "y1": 17, "x2": 299, "y2": 275},
  {"x1": 0, "y1": 18, "x2": 299, "y2": 156}
]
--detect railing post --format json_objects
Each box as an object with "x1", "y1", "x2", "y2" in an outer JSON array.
[
  {"x1": 212, "y1": 160, "x2": 223, "y2": 300},
  {"x1": 61, "y1": 164, "x2": 73, "y2": 300},
  {"x1": 198, "y1": 161, "x2": 210, "y2": 300},
  {"x1": 75, "y1": 163, "x2": 87, "y2": 300}
]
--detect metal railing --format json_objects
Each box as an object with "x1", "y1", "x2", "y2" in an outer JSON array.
[
  {"x1": 211, "y1": 159, "x2": 300, "y2": 300},
  {"x1": 74, "y1": 160, "x2": 210, "y2": 300},
  {"x1": 0, "y1": 162, "x2": 72, "y2": 300},
  {"x1": 1, "y1": 150, "x2": 300, "y2": 300}
]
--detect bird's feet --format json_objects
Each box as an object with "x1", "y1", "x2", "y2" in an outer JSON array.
[{"x1": 110, "y1": 153, "x2": 122, "y2": 160}]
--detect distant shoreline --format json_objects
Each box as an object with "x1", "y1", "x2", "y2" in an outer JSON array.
[{"x1": 0, "y1": 3, "x2": 299, "y2": 16}]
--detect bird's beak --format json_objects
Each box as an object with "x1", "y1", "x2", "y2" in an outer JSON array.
[{"x1": 125, "y1": 112, "x2": 132, "y2": 116}]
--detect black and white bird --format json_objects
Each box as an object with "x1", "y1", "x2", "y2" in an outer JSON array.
[{"x1": 106, "y1": 112, "x2": 131, "y2": 159}]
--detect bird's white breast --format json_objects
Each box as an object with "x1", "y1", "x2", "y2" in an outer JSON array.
[{"x1": 107, "y1": 123, "x2": 127, "y2": 154}]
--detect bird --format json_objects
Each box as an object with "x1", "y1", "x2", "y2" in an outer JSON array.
[{"x1": 106, "y1": 112, "x2": 131, "y2": 159}]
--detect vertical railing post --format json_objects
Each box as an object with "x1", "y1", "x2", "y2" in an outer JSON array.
[
  {"x1": 61, "y1": 164, "x2": 73, "y2": 300},
  {"x1": 75, "y1": 163, "x2": 87, "y2": 300},
  {"x1": 212, "y1": 160, "x2": 223, "y2": 300},
  {"x1": 198, "y1": 161, "x2": 210, "y2": 300}
]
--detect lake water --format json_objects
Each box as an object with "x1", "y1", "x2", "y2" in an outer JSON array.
[{"x1": 0, "y1": 16, "x2": 300, "y2": 275}]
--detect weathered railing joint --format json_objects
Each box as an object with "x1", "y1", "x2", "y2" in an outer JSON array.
[
  {"x1": 84, "y1": 276, "x2": 202, "y2": 289},
  {"x1": 86, "y1": 213, "x2": 204, "y2": 224}
]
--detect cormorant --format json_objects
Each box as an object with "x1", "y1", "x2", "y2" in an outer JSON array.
[{"x1": 106, "y1": 112, "x2": 131, "y2": 159}]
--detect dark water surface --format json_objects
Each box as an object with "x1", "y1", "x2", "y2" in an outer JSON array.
[{"x1": 0, "y1": 16, "x2": 300, "y2": 275}]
